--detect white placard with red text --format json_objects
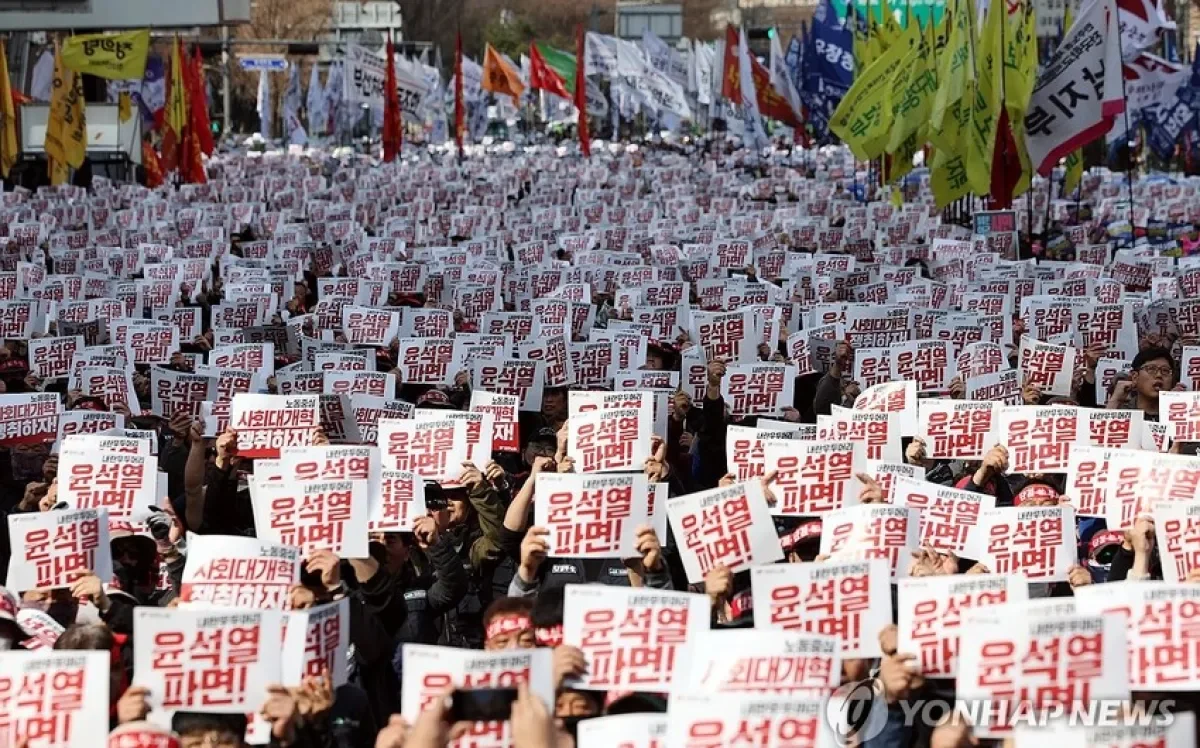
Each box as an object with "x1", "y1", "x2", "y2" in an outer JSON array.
[
  {"x1": 897, "y1": 574, "x2": 1028, "y2": 678},
  {"x1": 534, "y1": 473, "x2": 649, "y2": 558},
  {"x1": 413, "y1": 409, "x2": 495, "y2": 468},
  {"x1": 567, "y1": 407, "x2": 651, "y2": 473},
  {"x1": 179, "y1": 534, "x2": 301, "y2": 609},
  {"x1": 664, "y1": 693, "x2": 835, "y2": 748},
  {"x1": 687, "y1": 629, "x2": 841, "y2": 694},
  {"x1": 281, "y1": 598, "x2": 350, "y2": 688},
  {"x1": 57, "y1": 450, "x2": 157, "y2": 522},
  {"x1": 818, "y1": 504, "x2": 920, "y2": 580},
  {"x1": 0, "y1": 650, "x2": 110, "y2": 748},
  {"x1": 250, "y1": 479, "x2": 369, "y2": 558},
  {"x1": 229, "y1": 394, "x2": 319, "y2": 459},
  {"x1": 967, "y1": 505, "x2": 1077, "y2": 581},
  {"x1": 27, "y1": 335, "x2": 83, "y2": 379},
  {"x1": 750, "y1": 559, "x2": 891, "y2": 658},
  {"x1": 1084, "y1": 408, "x2": 1143, "y2": 449},
  {"x1": 1104, "y1": 451, "x2": 1200, "y2": 530},
  {"x1": 1018, "y1": 336, "x2": 1076, "y2": 398},
  {"x1": 563, "y1": 585, "x2": 709, "y2": 690},
  {"x1": 6, "y1": 507, "x2": 113, "y2": 591},
  {"x1": 667, "y1": 481, "x2": 783, "y2": 583},
  {"x1": 996, "y1": 405, "x2": 1084, "y2": 473},
  {"x1": 917, "y1": 400, "x2": 997, "y2": 460},
  {"x1": 853, "y1": 381, "x2": 918, "y2": 436},
  {"x1": 469, "y1": 390, "x2": 521, "y2": 453},
  {"x1": 0, "y1": 392, "x2": 61, "y2": 446},
  {"x1": 132, "y1": 607, "x2": 283, "y2": 716},
  {"x1": 894, "y1": 477, "x2": 997, "y2": 555},
  {"x1": 720, "y1": 363, "x2": 796, "y2": 417},
  {"x1": 761, "y1": 438, "x2": 866, "y2": 516},
  {"x1": 376, "y1": 417, "x2": 469, "y2": 481},
  {"x1": 1155, "y1": 501, "x2": 1200, "y2": 584},
  {"x1": 1160, "y1": 390, "x2": 1200, "y2": 442},
  {"x1": 956, "y1": 612, "x2": 1129, "y2": 738}
]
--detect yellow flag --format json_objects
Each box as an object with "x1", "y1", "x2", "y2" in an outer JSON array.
[
  {"x1": 45, "y1": 48, "x2": 86, "y2": 173},
  {"x1": 885, "y1": 36, "x2": 937, "y2": 153},
  {"x1": 61, "y1": 29, "x2": 150, "y2": 81},
  {"x1": 931, "y1": 148, "x2": 972, "y2": 208},
  {"x1": 118, "y1": 91, "x2": 132, "y2": 123},
  {"x1": 966, "y1": 0, "x2": 1004, "y2": 195},
  {"x1": 830, "y1": 37, "x2": 911, "y2": 160},
  {"x1": 0, "y1": 40, "x2": 18, "y2": 179},
  {"x1": 1061, "y1": 2, "x2": 1083, "y2": 196},
  {"x1": 889, "y1": 126, "x2": 926, "y2": 184},
  {"x1": 929, "y1": 0, "x2": 973, "y2": 149},
  {"x1": 1005, "y1": 0, "x2": 1038, "y2": 196}
]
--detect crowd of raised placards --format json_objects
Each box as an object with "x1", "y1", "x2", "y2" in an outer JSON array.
[{"x1": 1, "y1": 141, "x2": 1200, "y2": 748}]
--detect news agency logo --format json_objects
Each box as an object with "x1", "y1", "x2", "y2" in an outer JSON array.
[
  {"x1": 823, "y1": 678, "x2": 1178, "y2": 746},
  {"x1": 825, "y1": 678, "x2": 888, "y2": 746}
]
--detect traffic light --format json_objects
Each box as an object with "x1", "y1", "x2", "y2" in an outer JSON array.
[
  {"x1": 767, "y1": 28, "x2": 776, "y2": 39},
  {"x1": 747, "y1": 28, "x2": 772, "y2": 41}
]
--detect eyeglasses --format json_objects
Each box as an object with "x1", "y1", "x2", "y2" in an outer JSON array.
[
  {"x1": 1137, "y1": 364, "x2": 1173, "y2": 377},
  {"x1": 181, "y1": 733, "x2": 240, "y2": 748}
]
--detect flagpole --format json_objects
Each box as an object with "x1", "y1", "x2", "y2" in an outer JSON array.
[{"x1": 1115, "y1": 29, "x2": 1137, "y2": 238}]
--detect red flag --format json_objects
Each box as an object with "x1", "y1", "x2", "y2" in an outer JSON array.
[
  {"x1": 382, "y1": 33, "x2": 402, "y2": 162},
  {"x1": 192, "y1": 46, "x2": 214, "y2": 157},
  {"x1": 990, "y1": 108, "x2": 1021, "y2": 209},
  {"x1": 721, "y1": 25, "x2": 741, "y2": 103},
  {"x1": 575, "y1": 25, "x2": 590, "y2": 159},
  {"x1": 529, "y1": 43, "x2": 571, "y2": 100},
  {"x1": 180, "y1": 45, "x2": 206, "y2": 184},
  {"x1": 454, "y1": 31, "x2": 464, "y2": 158},
  {"x1": 749, "y1": 54, "x2": 800, "y2": 128},
  {"x1": 159, "y1": 37, "x2": 186, "y2": 174},
  {"x1": 142, "y1": 140, "x2": 164, "y2": 188}
]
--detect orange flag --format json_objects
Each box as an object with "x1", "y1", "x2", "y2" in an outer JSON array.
[
  {"x1": 160, "y1": 37, "x2": 187, "y2": 174},
  {"x1": 481, "y1": 44, "x2": 524, "y2": 107}
]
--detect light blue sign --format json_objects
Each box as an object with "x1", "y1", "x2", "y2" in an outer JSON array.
[{"x1": 239, "y1": 57, "x2": 288, "y2": 72}]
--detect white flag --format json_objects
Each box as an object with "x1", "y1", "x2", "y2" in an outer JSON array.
[
  {"x1": 322, "y1": 60, "x2": 343, "y2": 136},
  {"x1": 770, "y1": 33, "x2": 803, "y2": 123},
  {"x1": 282, "y1": 63, "x2": 307, "y2": 146},
  {"x1": 585, "y1": 32, "x2": 619, "y2": 78},
  {"x1": 306, "y1": 63, "x2": 325, "y2": 137},
  {"x1": 256, "y1": 69, "x2": 272, "y2": 140},
  {"x1": 1023, "y1": 0, "x2": 1124, "y2": 176},
  {"x1": 737, "y1": 26, "x2": 770, "y2": 150},
  {"x1": 695, "y1": 41, "x2": 716, "y2": 106},
  {"x1": 1118, "y1": 0, "x2": 1175, "y2": 61},
  {"x1": 1107, "y1": 51, "x2": 1187, "y2": 143}
]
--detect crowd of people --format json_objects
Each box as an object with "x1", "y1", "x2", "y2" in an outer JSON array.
[{"x1": 0, "y1": 138, "x2": 1197, "y2": 748}]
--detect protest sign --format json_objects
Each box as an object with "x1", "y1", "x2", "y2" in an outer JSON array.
[
  {"x1": 969, "y1": 505, "x2": 1077, "y2": 581},
  {"x1": 340, "y1": 306, "x2": 399, "y2": 346},
  {"x1": 469, "y1": 390, "x2": 520, "y2": 453},
  {"x1": 55, "y1": 410, "x2": 123, "y2": 444},
  {"x1": 377, "y1": 417, "x2": 469, "y2": 481},
  {"x1": 917, "y1": 400, "x2": 996, "y2": 460},
  {"x1": 819, "y1": 504, "x2": 920, "y2": 580},
  {"x1": 687, "y1": 629, "x2": 841, "y2": 694},
  {"x1": 1155, "y1": 501, "x2": 1200, "y2": 583},
  {"x1": 151, "y1": 367, "x2": 215, "y2": 418},
  {"x1": 534, "y1": 473, "x2": 649, "y2": 558},
  {"x1": 394, "y1": 337, "x2": 455, "y2": 385},
  {"x1": 957, "y1": 612, "x2": 1129, "y2": 738},
  {"x1": 413, "y1": 409, "x2": 494, "y2": 468},
  {"x1": 0, "y1": 392, "x2": 60, "y2": 445},
  {"x1": 750, "y1": 559, "x2": 891, "y2": 658},
  {"x1": 720, "y1": 363, "x2": 796, "y2": 417},
  {"x1": 667, "y1": 481, "x2": 783, "y2": 583},
  {"x1": 897, "y1": 575, "x2": 1028, "y2": 678},
  {"x1": 761, "y1": 439, "x2": 865, "y2": 515},
  {"x1": 179, "y1": 534, "x2": 300, "y2": 609},
  {"x1": 1104, "y1": 451, "x2": 1200, "y2": 529},
  {"x1": 966, "y1": 368, "x2": 1021, "y2": 404},
  {"x1": 5, "y1": 507, "x2": 112, "y2": 591},
  {"x1": 209, "y1": 343, "x2": 274, "y2": 380},
  {"x1": 281, "y1": 599, "x2": 350, "y2": 688},
  {"x1": 664, "y1": 694, "x2": 833, "y2": 747},
  {"x1": 562, "y1": 585, "x2": 708, "y2": 690},
  {"x1": 323, "y1": 370, "x2": 395, "y2": 398},
  {"x1": 471, "y1": 359, "x2": 546, "y2": 411},
  {"x1": 567, "y1": 407, "x2": 651, "y2": 473},
  {"x1": 892, "y1": 339, "x2": 954, "y2": 393},
  {"x1": 576, "y1": 714, "x2": 667, "y2": 748},
  {"x1": 347, "y1": 395, "x2": 412, "y2": 445},
  {"x1": 853, "y1": 380, "x2": 918, "y2": 435},
  {"x1": 1161, "y1": 390, "x2": 1200, "y2": 442},
  {"x1": 997, "y1": 405, "x2": 1084, "y2": 473},
  {"x1": 1084, "y1": 408, "x2": 1142, "y2": 449},
  {"x1": 132, "y1": 607, "x2": 283, "y2": 714},
  {"x1": 1064, "y1": 446, "x2": 1132, "y2": 518},
  {"x1": 251, "y1": 479, "x2": 369, "y2": 558},
  {"x1": 58, "y1": 451, "x2": 156, "y2": 522},
  {"x1": 27, "y1": 335, "x2": 83, "y2": 379},
  {"x1": 229, "y1": 394, "x2": 319, "y2": 458},
  {"x1": 400, "y1": 644, "x2": 553, "y2": 747},
  {"x1": 0, "y1": 650, "x2": 110, "y2": 748},
  {"x1": 1074, "y1": 582, "x2": 1200, "y2": 691},
  {"x1": 1011, "y1": 718, "x2": 1196, "y2": 748},
  {"x1": 865, "y1": 460, "x2": 925, "y2": 503},
  {"x1": 689, "y1": 309, "x2": 755, "y2": 363},
  {"x1": 1018, "y1": 337, "x2": 1076, "y2": 398},
  {"x1": 368, "y1": 469, "x2": 425, "y2": 532},
  {"x1": 894, "y1": 477, "x2": 997, "y2": 555},
  {"x1": 821, "y1": 406, "x2": 900, "y2": 462}
]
